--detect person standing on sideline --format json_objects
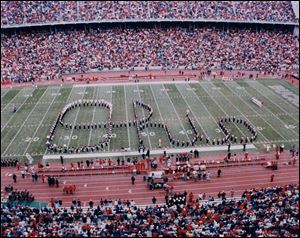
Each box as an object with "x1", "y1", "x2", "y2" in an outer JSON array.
[
  {"x1": 60, "y1": 155, "x2": 64, "y2": 165},
  {"x1": 21, "y1": 170, "x2": 25, "y2": 179},
  {"x1": 152, "y1": 196, "x2": 157, "y2": 204},
  {"x1": 131, "y1": 175, "x2": 135, "y2": 185},
  {"x1": 55, "y1": 178, "x2": 59, "y2": 187},
  {"x1": 217, "y1": 169, "x2": 221, "y2": 177},
  {"x1": 42, "y1": 174, "x2": 46, "y2": 183},
  {"x1": 270, "y1": 174, "x2": 275, "y2": 182}
]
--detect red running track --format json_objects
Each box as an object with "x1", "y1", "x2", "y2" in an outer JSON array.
[{"x1": 1, "y1": 151, "x2": 298, "y2": 207}]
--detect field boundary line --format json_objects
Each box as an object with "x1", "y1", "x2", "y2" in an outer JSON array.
[
  {"x1": 42, "y1": 143, "x2": 256, "y2": 160},
  {"x1": 73, "y1": 80, "x2": 198, "y2": 88},
  {"x1": 2, "y1": 88, "x2": 49, "y2": 156}
]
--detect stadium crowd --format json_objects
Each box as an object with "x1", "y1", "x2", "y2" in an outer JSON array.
[
  {"x1": 1, "y1": 26, "x2": 298, "y2": 82},
  {"x1": 1, "y1": 1, "x2": 297, "y2": 26},
  {"x1": 6, "y1": 189, "x2": 35, "y2": 204},
  {"x1": 1, "y1": 184, "x2": 298, "y2": 237}
]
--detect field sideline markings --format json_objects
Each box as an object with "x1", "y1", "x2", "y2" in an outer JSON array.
[
  {"x1": 22, "y1": 87, "x2": 61, "y2": 156},
  {"x1": 2, "y1": 88, "x2": 49, "y2": 156},
  {"x1": 224, "y1": 81, "x2": 290, "y2": 141},
  {"x1": 2, "y1": 137, "x2": 299, "y2": 159},
  {"x1": 136, "y1": 84, "x2": 152, "y2": 148},
  {"x1": 124, "y1": 86, "x2": 131, "y2": 149},
  {"x1": 42, "y1": 144, "x2": 256, "y2": 160},
  {"x1": 149, "y1": 84, "x2": 172, "y2": 147},
  {"x1": 88, "y1": 87, "x2": 98, "y2": 146},
  {"x1": 176, "y1": 84, "x2": 209, "y2": 139},
  {"x1": 162, "y1": 84, "x2": 191, "y2": 143},
  {"x1": 73, "y1": 80, "x2": 198, "y2": 88}
]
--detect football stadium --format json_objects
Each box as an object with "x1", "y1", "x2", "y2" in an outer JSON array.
[{"x1": 1, "y1": 1, "x2": 299, "y2": 237}]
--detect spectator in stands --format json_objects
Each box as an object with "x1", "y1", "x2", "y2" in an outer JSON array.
[
  {"x1": 0, "y1": 184, "x2": 299, "y2": 237},
  {"x1": 1, "y1": 1, "x2": 296, "y2": 26},
  {"x1": 1, "y1": 26, "x2": 298, "y2": 83}
]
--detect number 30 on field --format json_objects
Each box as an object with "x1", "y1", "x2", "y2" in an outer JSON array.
[{"x1": 24, "y1": 137, "x2": 39, "y2": 142}]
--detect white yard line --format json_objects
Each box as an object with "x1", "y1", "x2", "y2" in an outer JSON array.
[
  {"x1": 208, "y1": 82, "x2": 270, "y2": 142},
  {"x1": 73, "y1": 80, "x2": 198, "y2": 88},
  {"x1": 124, "y1": 86, "x2": 131, "y2": 149},
  {"x1": 187, "y1": 84, "x2": 226, "y2": 139},
  {"x1": 1, "y1": 90, "x2": 35, "y2": 132},
  {"x1": 2, "y1": 88, "x2": 50, "y2": 156},
  {"x1": 176, "y1": 85, "x2": 209, "y2": 139},
  {"x1": 22, "y1": 88, "x2": 61, "y2": 156},
  {"x1": 2, "y1": 112, "x2": 298, "y2": 128},
  {"x1": 87, "y1": 87, "x2": 98, "y2": 145},
  {"x1": 1, "y1": 90, "x2": 9, "y2": 98},
  {"x1": 161, "y1": 84, "x2": 191, "y2": 143},
  {"x1": 149, "y1": 85, "x2": 171, "y2": 147},
  {"x1": 136, "y1": 84, "x2": 152, "y2": 149},
  {"x1": 0, "y1": 88, "x2": 27, "y2": 113},
  {"x1": 256, "y1": 80, "x2": 299, "y2": 110},
  {"x1": 201, "y1": 82, "x2": 248, "y2": 138},
  {"x1": 222, "y1": 82, "x2": 289, "y2": 141},
  {"x1": 66, "y1": 88, "x2": 87, "y2": 148},
  {"x1": 247, "y1": 81, "x2": 299, "y2": 127},
  {"x1": 107, "y1": 85, "x2": 113, "y2": 151},
  {"x1": 43, "y1": 87, "x2": 75, "y2": 156}
]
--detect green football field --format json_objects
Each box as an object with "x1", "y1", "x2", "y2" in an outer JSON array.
[{"x1": 1, "y1": 79, "x2": 299, "y2": 162}]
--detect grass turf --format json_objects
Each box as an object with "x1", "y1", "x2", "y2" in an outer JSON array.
[{"x1": 1, "y1": 79, "x2": 299, "y2": 163}]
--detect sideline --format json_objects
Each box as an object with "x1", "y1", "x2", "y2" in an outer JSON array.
[
  {"x1": 43, "y1": 144, "x2": 256, "y2": 160},
  {"x1": 73, "y1": 80, "x2": 198, "y2": 88}
]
